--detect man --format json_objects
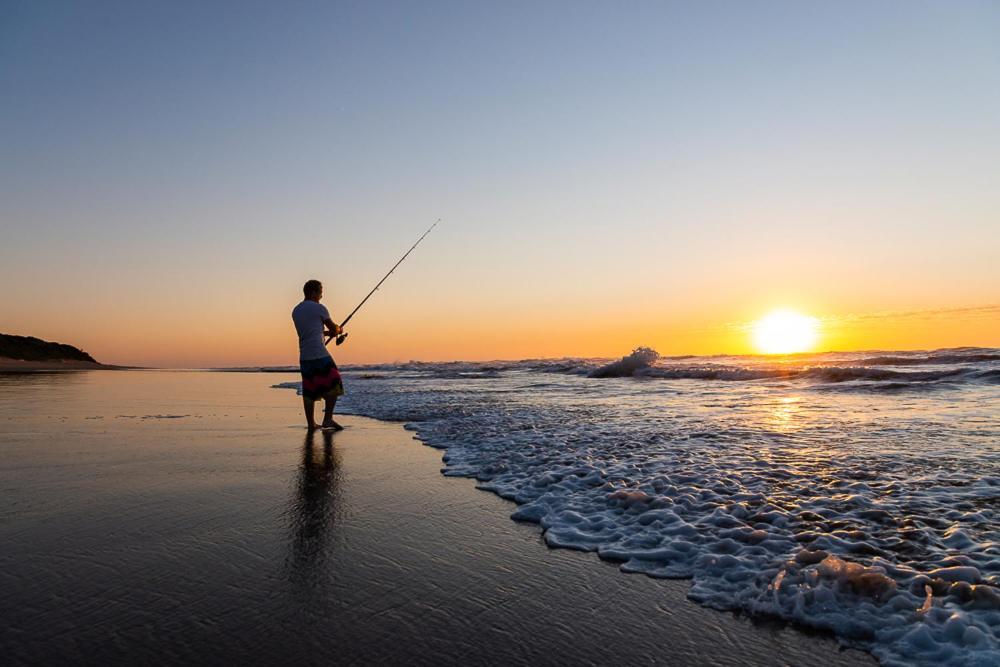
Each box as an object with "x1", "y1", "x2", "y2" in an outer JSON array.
[{"x1": 292, "y1": 279, "x2": 345, "y2": 430}]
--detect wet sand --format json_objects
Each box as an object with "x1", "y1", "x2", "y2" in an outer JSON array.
[{"x1": 0, "y1": 371, "x2": 876, "y2": 666}]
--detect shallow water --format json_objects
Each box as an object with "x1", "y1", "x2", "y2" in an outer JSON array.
[
  {"x1": 0, "y1": 370, "x2": 874, "y2": 666},
  {"x1": 286, "y1": 348, "x2": 1000, "y2": 666}
]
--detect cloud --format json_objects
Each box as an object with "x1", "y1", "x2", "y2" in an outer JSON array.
[
  {"x1": 823, "y1": 304, "x2": 1000, "y2": 327},
  {"x1": 723, "y1": 304, "x2": 1000, "y2": 333}
]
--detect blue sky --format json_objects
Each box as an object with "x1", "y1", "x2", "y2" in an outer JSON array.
[{"x1": 2, "y1": 1, "x2": 998, "y2": 364}]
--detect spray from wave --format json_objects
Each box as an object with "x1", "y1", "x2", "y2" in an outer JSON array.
[{"x1": 588, "y1": 347, "x2": 660, "y2": 378}]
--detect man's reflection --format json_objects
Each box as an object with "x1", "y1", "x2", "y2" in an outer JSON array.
[{"x1": 287, "y1": 429, "x2": 341, "y2": 583}]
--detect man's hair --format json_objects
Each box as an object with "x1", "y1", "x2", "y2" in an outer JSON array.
[{"x1": 303, "y1": 279, "x2": 322, "y2": 298}]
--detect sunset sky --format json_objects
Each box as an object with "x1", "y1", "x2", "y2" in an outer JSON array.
[{"x1": 2, "y1": 1, "x2": 998, "y2": 367}]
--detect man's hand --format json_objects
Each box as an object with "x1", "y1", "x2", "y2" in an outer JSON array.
[{"x1": 323, "y1": 319, "x2": 343, "y2": 339}]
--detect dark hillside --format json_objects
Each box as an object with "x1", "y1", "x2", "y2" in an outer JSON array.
[{"x1": 0, "y1": 334, "x2": 98, "y2": 362}]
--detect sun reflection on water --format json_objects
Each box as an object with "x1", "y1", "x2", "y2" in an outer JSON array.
[{"x1": 767, "y1": 396, "x2": 803, "y2": 432}]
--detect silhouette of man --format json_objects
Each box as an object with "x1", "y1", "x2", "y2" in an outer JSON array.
[{"x1": 292, "y1": 279, "x2": 344, "y2": 430}]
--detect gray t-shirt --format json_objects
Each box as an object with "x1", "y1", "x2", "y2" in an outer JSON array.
[{"x1": 292, "y1": 300, "x2": 332, "y2": 361}]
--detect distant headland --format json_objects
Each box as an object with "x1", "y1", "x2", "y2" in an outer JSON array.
[{"x1": 0, "y1": 334, "x2": 122, "y2": 370}]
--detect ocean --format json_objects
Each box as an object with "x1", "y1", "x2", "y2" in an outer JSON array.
[{"x1": 276, "y1": 347, "x2": 1000, "y2": 666}]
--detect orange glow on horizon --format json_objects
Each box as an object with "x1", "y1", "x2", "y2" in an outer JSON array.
[{"x1": 3, "y1": 297, "x2": 997, "y2": 367}]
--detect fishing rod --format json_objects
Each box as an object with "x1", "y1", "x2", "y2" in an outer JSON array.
[{"x1": 327, "y1": 219, "x2": 440, "y2": 346}]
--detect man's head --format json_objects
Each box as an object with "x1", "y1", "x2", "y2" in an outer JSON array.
[{"x1": 303, "y1": 279, "x2": 323, "y2": 301}]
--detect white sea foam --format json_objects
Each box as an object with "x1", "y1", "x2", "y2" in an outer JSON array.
[
  {"x1": 274, "y1": 348, "x2": 1000, "y2": 665},
  {"x1": 589, "y1": 346, "x2": 660, "y2": 377}
]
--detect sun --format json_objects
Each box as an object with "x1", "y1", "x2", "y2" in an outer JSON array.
[{"x1": 751, "y1": 309, "x2": 819, "y2": 355}]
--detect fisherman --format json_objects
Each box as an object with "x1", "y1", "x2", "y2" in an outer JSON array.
[{"x1": 292, "y1": 279, "x2": 345, "y2": 430}]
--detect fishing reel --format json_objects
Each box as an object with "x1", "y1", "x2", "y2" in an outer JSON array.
[{"x1": 324, "y1": 331, "x2": 348, "y2": 347}]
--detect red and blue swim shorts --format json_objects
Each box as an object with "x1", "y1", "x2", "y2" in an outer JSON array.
[{"x1": 299, "y1": 356, "x2": 345, "y2": 400}]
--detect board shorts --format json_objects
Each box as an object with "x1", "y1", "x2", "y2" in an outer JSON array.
[{"x1": 299, "y1": 356, "x2": 345, "y2": 400}]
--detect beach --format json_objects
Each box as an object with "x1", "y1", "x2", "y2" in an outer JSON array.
[
  {"x1": 4, "y1": 2, "x2": 998, "y2": 664},
  {"x1": 0, "y1": 370, "x2": 875, "y2": 666}
]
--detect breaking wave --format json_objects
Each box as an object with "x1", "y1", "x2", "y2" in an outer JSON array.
[
  {"x1": 855, "y1": 353, "x2": 1000, "y2": 366},
  {"x1": 589, "y1": 347, "x2": 660, "y2": 378},
  {"x1": 330, "y1": 347, "x2": 999, "y2": 391}
]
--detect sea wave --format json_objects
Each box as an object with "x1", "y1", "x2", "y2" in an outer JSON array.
[
  {"x1": 340, "y1": 347, "x2": 999, "y2": 391},
  {"x1": 589, "y1": 347, "x2": 660, "y2": 378},
  {"x1": 580, "y1": 347, "x2": 997, "y2": 388},
  {"x1": 855, "y1": 353, "x2": 1000, "y2": 366}
]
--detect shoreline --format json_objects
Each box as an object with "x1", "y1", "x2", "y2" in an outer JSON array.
[
  {"x1": 372, "y1": 418, "x2": 882, "y2": 665},
  {"x1": 391, "y1": 418, "x2": 878, "y2": 666}
]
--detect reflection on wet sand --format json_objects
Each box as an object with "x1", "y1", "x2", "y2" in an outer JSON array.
[{"x1": 287, "y1": 430, "x2": 342, "y2": 583}]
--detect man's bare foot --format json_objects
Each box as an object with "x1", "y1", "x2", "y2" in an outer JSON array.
[
  {"x1": 321, "y1": 420, "x2": 344, "y2": 431},
  {"x1": 307, "y1": 422, "x2": 320, "y2": 430}
]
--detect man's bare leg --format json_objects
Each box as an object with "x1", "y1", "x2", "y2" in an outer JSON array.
[
  {"x1": 321, "y1": 397, "x2": 343, "y2": 430},
  {"x1": 303, "y1": 396, "x2": 319, "y2": 430}
]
